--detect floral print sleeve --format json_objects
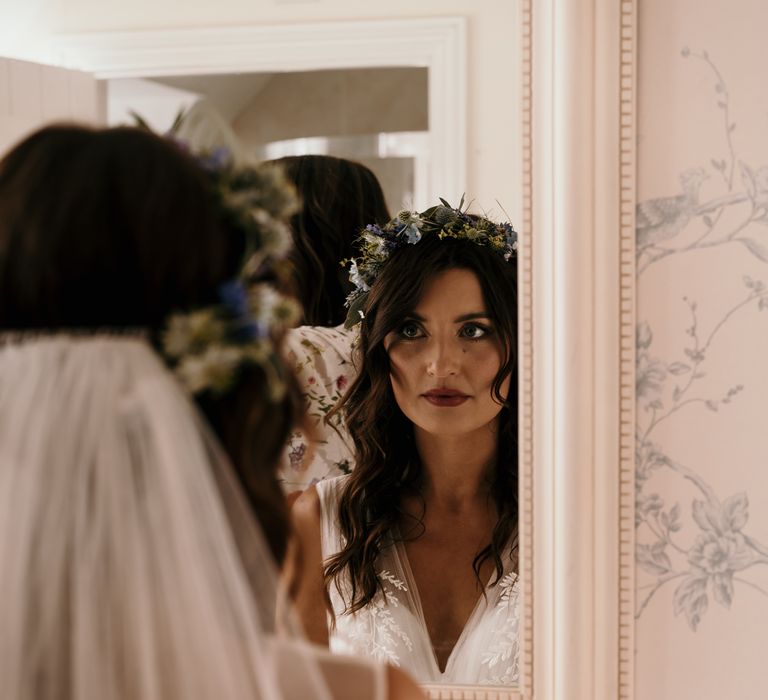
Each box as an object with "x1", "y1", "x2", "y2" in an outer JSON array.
[{"x1": 278, "y1": 325, "x2": 358, "y2": 492}]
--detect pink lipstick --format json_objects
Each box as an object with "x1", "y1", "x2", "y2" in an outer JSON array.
[{"x1": 422, "y1": 389, "x2": 470, "y2": 407}]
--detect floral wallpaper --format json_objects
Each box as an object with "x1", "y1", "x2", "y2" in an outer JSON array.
[{"x1": 635, "y1": 1, "x2": 768, "y2": 698}]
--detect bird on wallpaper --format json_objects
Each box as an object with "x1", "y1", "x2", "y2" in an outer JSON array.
[{"x1": 636, "y1": 167, "x2": 709, "y2": 250}]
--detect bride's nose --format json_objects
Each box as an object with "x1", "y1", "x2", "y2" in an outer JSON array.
[{"x1": 425, "y1": 338, "x2": 460, "y2": 377}]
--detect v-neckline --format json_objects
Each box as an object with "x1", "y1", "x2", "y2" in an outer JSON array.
[{"x1": 391, "y1": 536, "x2": 491, "y2": 677}]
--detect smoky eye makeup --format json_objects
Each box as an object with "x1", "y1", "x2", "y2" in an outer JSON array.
[
  {"x1": 397, "y1": 319, "x2": 426, "y2": 339},
  {"x1": 458, "y1": 321, "x2": 494, "y2": 340}
]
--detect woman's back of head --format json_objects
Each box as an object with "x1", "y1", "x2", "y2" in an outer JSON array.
[
  {"x1": 0, "y1": 124, "x2": 302, "y2": 561},
  {"x1": 0, "y1": 125, "x2": 300, "y2": 548},
  {"x1": 0, "y1": 125, "x2": 243, "y2": 329},
  {"x1": 272, "y1": 155, "x2": 390, "y2": 326}
]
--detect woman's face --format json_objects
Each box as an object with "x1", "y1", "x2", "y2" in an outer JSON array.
[{"x1": 383, "y1": 268, "x2": 510, "y2": 438}]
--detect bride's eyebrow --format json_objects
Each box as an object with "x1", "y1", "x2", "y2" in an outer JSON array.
[
  {"x1": 402, "y1": 312, "x2": 493, "y2": 323},
  {"x1": 454, "y1": 312, "x2": 493, "y2": 322}
]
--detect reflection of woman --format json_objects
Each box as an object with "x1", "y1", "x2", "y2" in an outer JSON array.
[
  {"x1": 270, "y1": 154, "x2": 390, "y2": 328},
  {"x1": 293, "y1": 203, "x2": 520, "y2": 685},
  {"x1": 0, "y1": 125, "x2": 422, "y2": 700},
  {"x1": 275, "y1": 155, "x2": 391, "y2": 492}
]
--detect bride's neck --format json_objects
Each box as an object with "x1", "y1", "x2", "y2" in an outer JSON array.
[{"x1": 412, "y1": 422, "x2": 497, "y2": 508}]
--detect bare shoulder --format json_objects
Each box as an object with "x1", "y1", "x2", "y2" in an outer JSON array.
[
  {"x1": 291, "y1": 483, "x2": 321, "y2": 533},
  {"x1": 288, "y1": 484, "x2": 329, "y2": 645},
  {"x1": 386, "y1": 666, "x2": 426, "y2": 700}
]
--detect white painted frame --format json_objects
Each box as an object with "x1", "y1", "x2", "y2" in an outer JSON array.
[
  {"x1": 523, "y1": 0, "x2": 636, "y2": 699},
  {"x1": 49, "y1": 5, "x2": 640, "y2": 698},
  {"x1": 51, "y1": 17, "x2": 466, "y2": 208}
]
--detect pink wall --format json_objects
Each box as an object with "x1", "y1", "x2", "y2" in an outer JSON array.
[{"x1": 635, "y1": 1, "x2": 768, "y2": 698}]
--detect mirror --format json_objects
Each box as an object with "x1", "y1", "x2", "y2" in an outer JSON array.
[
  {"x1": 104, "y1": 67, "x2": 521, "y2": 692},
  {"x1": 51, "y1": 15, "x2": 525, "y2": 698},
  {"x1": 106, "y1": 67, "x2": 430, "y2": 210}
]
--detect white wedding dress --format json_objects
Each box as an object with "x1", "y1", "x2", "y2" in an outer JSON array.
[{"x1": 317, "y1": 476, "x2": 520, "y2": 686}]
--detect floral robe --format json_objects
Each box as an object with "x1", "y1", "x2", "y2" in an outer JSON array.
[{"x1": 278, "y1": 325, "x2": 358, "y2": 493}]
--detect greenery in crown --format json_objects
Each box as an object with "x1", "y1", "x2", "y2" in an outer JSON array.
[
  {"x1": 344, "y1": 197, "x2": 518, "y2": 327},
  {"x1": 162, "y1": 144, "x2": 301, "y2": 398}
]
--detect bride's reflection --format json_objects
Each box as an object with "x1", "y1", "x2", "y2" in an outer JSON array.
[{"x1": 292, "y1": 202, "x2": 520, "y2": 686}]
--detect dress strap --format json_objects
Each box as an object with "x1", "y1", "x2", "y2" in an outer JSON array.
[{"x1": 314, "y1": 475, "x2": 348, "y2": 559}]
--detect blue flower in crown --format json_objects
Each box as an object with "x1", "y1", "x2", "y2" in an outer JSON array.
[
  {"x1": 197, "y1": 146, "x2": 233, "y2": 172},
  {"x1": 218, "y1": 279, "x2": 262, "y2": 341},
  {"x1": 162, "y1": 278, "x2": 301, "y2": 397}
]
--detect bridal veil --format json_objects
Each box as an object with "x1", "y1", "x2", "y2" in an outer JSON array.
[{"x1": 0, "y1": 334, "x2": 341, "y2": 700}]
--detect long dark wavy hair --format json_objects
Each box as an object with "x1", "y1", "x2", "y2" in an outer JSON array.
[
  {"x1": 324, "y1": 234, "x2": 518, "y2": 613},
  {"x1": 0, "y1": 124, "x2": 303, "y2": 565},
  {"x1": 270, "y1": 155, "x2": 390, "y2": 326}
]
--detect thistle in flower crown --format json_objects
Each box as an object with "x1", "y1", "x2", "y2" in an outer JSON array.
[{"x1": 344, "y1": 197, "x2": 518, "y2": 328}]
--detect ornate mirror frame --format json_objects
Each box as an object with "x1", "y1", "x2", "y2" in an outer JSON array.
[
  {"x1": 518, "y1": 1, "x2": 637, "y2": 699},
  {"x1": 52, "y1": 4, "x2": 639, "y2": 697}
]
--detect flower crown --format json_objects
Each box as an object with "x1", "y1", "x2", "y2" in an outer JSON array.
[
  {"x1": 344, "y1": 197, "x2": 518, "y2": 328},
  {"x1": 188, "y1": 145, "x2": 299, "y2": 277},
  {"x1": 160, "y1": 142, "x2": 301, "y2": 398},
  {"x1": 162, "y1": 278, "x2": 300, "y2": 399}
]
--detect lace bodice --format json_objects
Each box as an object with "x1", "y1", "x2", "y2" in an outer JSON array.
[{"x1": 316, "y1": 476, "x2": 520, "y2": 686}]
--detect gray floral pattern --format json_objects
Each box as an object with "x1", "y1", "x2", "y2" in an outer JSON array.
[{"x1": 635, "y1": 49, "x2": 768, "y2": 631}]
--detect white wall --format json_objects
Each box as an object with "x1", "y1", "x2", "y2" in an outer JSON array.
[
  {"x1": 107, "y1": 78, "x2": 200, "y2": 132},
  {"x1": 0, "y1": 57, "x2": 104, "y2": 156},
  {"x1": 0, "y1": 0, "x2": 521, "y2": 219}
]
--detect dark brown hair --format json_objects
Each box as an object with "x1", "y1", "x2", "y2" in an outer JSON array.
[
  {"x1": 0, "y1": 124, "x2": 301, "y2": 564},
  {"x1": 324, "y1": 233, "x2": 518, "y2": 613},
  {"x1": 270, "y1": 155, "x2": 390, "y2": 326}
]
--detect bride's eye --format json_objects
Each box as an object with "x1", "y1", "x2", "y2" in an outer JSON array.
[
  {"x1": 459, "y1": 322, "x2": 491, "y2": 340},
  {"x1": 398, "y1": 321, "x2": 424, "y2": 339}
]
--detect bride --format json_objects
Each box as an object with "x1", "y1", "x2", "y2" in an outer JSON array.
[
  {"x1": 0, "y1": 124, "x2": 422, "y2": 700},
  {"x1": 292, "y1": 203, "x2": 520, "y2": 685}
]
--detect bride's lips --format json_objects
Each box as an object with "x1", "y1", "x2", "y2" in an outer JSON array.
[{"x1": 421, "y1": 389, "x2": 470, "y2": 407}]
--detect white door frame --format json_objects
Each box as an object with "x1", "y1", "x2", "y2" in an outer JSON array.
[{"x1": 51, "y1": 18, "x2": 467, "y2": 208}]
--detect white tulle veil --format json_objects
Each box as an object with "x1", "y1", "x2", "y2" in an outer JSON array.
[{"x1": 0, "y1": 333, "x2": 334, "y2": 700}]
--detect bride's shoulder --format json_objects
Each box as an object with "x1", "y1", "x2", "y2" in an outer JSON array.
[
  {"x1": 386, "y1": 665, "x2": 426, "y2": 700},
  {"x1": 290, "y1": 474, "x2": 350, "y2": 547},
  {"x1": 291, "y1": 483, "x2": 321, "y2": 532},
  {"x1": 269, "y1": 637, "x2": 425, "y2": 700},
  {"x1": 302, "y1": 474, "x2": 350, "y2": 507}
]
